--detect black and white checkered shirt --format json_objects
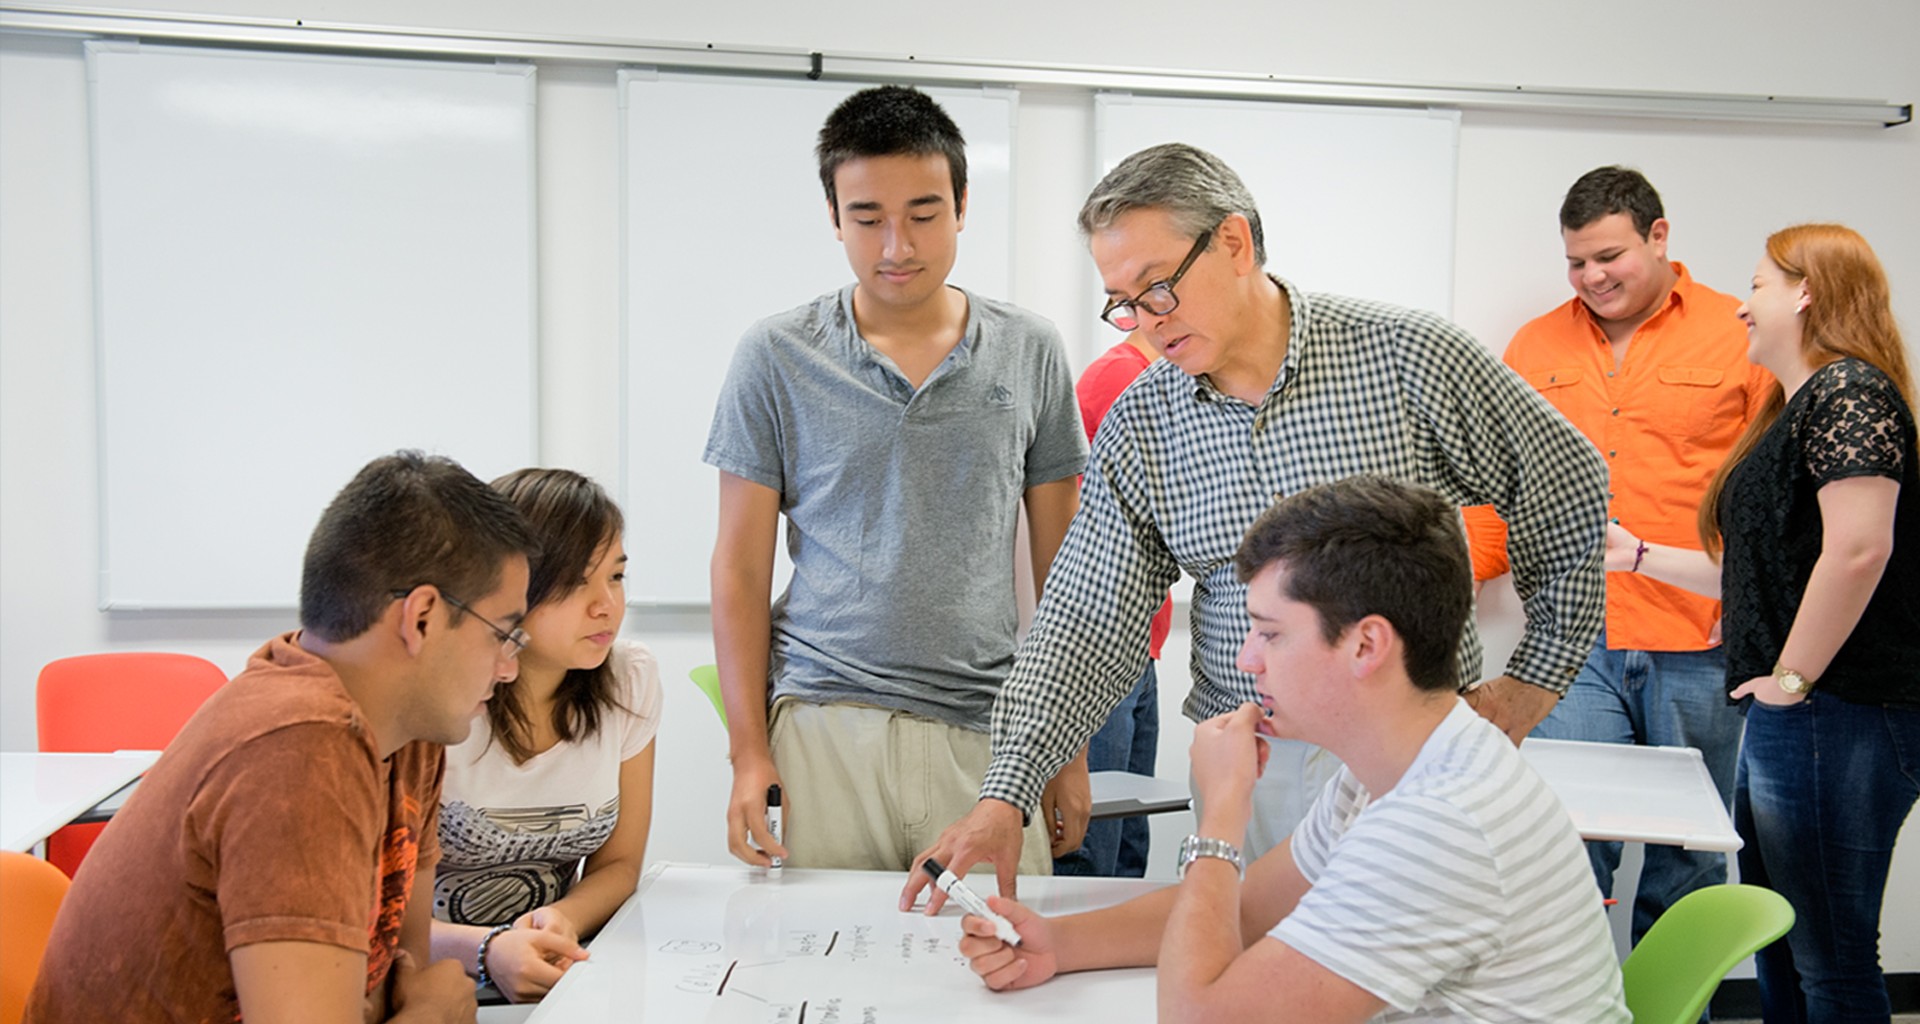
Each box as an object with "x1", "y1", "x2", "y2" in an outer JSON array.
[{"x1": 982, "y1": 278, "x2": 1608, "y2": 814}]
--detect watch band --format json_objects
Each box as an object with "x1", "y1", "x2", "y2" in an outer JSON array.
[{"x1": 1177, "y1": 834, "x2": 1245, "y2": 880}]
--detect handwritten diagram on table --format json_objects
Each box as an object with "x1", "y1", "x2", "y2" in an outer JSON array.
[{"x1": 527, "y1": 864, "x2": 1159, "y2": 1023}]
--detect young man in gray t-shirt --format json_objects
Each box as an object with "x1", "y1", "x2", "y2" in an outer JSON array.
[{"x1": 703, "y1": 85, "x2": 1087, "y2": 876}]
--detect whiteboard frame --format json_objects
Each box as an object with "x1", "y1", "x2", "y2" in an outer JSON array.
[{"x1": 8, "y1": 7, "x2": 1902, "y2": 125}]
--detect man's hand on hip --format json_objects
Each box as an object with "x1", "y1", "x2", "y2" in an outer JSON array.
[{"x1": 1464, "y1": 674, "x2": 1560, "y2": 744}]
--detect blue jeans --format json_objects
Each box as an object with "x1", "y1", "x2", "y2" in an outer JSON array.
[
  {"x1": 1530, "y1": 630, "x2": 1742, "y2": 944},
  {"x1": 1053, "y1": 659, "x2": 1158, "y2": 878},
  {"x1": 1736, "y1": 691, "x2": 1920, "y2": 1023}
]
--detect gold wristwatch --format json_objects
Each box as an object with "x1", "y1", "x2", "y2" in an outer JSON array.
[{"x1": 1773, "y1": 664, "x2": 1814, "y2": 695}]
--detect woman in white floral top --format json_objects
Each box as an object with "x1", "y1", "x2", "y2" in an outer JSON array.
[{"x1": 429, "y1": 468, "x2": 662, "y2": 1004}]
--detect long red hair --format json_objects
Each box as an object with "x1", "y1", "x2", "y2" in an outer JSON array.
[{"x1": 1698, "y1": 224, "x2": 1911, "y2": 555}]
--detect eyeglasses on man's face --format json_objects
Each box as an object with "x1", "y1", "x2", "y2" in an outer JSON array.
[
  {"x1": 1099, "y1": 228, "x2": 1215, "y2": 332},
  {"x1": 390, "y1": 587, "x2": 529, "y2": 659}
]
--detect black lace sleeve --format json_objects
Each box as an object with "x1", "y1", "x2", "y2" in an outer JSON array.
[{"x1": 1800, "y1": 360, "x2": 1911, "y2": 485}]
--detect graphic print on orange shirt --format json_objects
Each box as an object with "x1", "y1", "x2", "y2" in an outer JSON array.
[{"x1": 365, "y1": 795, "x2": 422, "y2": 995}]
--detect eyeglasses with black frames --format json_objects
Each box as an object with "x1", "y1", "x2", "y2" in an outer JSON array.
[
  {"x1": 1099, "y1": 228, "x2": 1215, "y2": 332},
  {"x1": 390, "y1": 587, "x2": 529, "y2": 659}
]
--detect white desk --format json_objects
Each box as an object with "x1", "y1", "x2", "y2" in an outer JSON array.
[
  {"x1": 1521, "y1": 738, "x2": 1741, "y2": 852},
  {"x1": 0, "y1": 750, "x2": 161, "y2": 853},
  {"x1": 528, "y1": 864, "x2": 1158, "y2": 1023},
  {"x1": 1090, "y1": 740, "x2": 1739, "y2": 851},
  {"x1": 1087, "y1": 770, "x2": 1191, "y2": 821}
]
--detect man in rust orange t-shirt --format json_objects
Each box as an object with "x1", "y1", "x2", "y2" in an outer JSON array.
[
  {"x1": 1463, "y1": 167, "x2": 1772, "y2": 945},
  {"x1": 25, "y1": 452, "x2": 537, "y2": 1024}
]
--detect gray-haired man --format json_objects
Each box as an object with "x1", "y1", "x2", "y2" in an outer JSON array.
[{"x1": 902, "y1": 142, "x2": 1608, "y2": 907}]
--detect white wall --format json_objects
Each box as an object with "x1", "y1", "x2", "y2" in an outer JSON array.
[{"x1": 4, "y1": 0, "x2": 1917, "y2": 969}]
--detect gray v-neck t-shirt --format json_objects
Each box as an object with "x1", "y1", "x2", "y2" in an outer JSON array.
[{"x1": 704, "y1": 285, "x2": 1087, "y2": 730}]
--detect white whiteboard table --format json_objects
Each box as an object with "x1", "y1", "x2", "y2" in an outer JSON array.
[
  {"x1": 528, "y1": 864, "x2": 1158, "y2": 1023},
  {"x1": 1520, "y1": 738, "x2": 1742, "y2": 852},
  {"x1": 0, "y1": 750, "x2": 159, "y2": 852}
]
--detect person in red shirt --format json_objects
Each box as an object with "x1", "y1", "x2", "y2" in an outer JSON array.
[
  {"x1": 1464, "y1": 167, "x2": 1772, "y2": 945},
  {"x1": 1053, "y1": 330, "x2": 1169, "y2": 878}
]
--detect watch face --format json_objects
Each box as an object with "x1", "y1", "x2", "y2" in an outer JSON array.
[
  {"x1": 1178, "y1": 836, "x2": 1200, "y2": 876},
  {"x1": 1777, "y1": 670, "x2": 1811, "y2": 694}
]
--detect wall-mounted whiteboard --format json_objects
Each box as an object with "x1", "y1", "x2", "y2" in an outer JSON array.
[
  {"x1": 87, "y1": 42, "x2": 538, "y2": 609},
  {"x1": 620, "y1": 72, "x2": 1015, "y2": 605},
  {"x1": 1096, "y1": 94, "x2": 1460, "y2": 317}
]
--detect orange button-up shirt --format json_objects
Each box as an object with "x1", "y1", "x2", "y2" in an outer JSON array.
[{"x1": 1465, "y1": 262, "x2": 1774, "y2": 652}]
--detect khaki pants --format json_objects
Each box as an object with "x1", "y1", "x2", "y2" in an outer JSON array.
[{"x1": 769, "y1": 699, "x2": 1053, "y2": 876}]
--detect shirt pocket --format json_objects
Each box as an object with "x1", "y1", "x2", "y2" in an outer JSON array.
[
  {"x1": 1522, "y1": 367, "x2": 1584, "y2": 419},
  {"x1": 1652, "y1": 366, "x2": 1728, "y2": 437}
]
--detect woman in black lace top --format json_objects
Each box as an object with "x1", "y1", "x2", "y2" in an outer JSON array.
[{"x1": 1607, "y1": 224, "x2": 1917, "y2": 1022}]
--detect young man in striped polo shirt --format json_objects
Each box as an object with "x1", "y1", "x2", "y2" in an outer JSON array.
[{"x1": 955, "y1": 475, "x2": 1628, "y2": 1022}]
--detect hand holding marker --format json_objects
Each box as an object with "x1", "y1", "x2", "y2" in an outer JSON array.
[{"x1": 919, "y1": 858, "x2": 1020, "y2": 947}]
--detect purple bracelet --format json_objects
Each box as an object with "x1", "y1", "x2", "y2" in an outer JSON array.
[{"x1": 1631, "y1": 540, "x2": 1648, "y2": 574}]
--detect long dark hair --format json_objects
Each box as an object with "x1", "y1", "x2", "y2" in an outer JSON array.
[
  {"x1": 485, "y1": 468, "x2": 628, "y2": 764},
  {"x1": 1699, "y1": 224, "x2": 1911, "y2": 555}
]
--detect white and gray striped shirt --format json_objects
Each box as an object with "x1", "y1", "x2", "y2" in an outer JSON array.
[{"x1": 1273, "y1": 700, "x2": 1629, "y2": 1022}]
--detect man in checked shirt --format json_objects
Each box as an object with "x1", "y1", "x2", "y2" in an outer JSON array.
[{"x1": 902, "y1": 142, "x2": 1609, "y2": 909}]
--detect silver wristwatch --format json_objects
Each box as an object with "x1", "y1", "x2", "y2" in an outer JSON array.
[{"x1": 1177, "y1": 834, "x2": 1245, "y2": 880}]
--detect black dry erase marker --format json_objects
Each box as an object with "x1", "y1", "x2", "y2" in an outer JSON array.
[{"x1": 765, "y1": 784, "x2": 783, "y2": 871}]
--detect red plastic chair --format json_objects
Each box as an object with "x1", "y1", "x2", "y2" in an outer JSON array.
[
  {"x1": 35, "y1": 652, "x2": 228, "y2": 876},
  {"x1": 1, "y1": 851, "x2": 71, "y2": 1024}
]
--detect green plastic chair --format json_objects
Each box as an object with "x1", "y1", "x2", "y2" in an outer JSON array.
[
  {"x1": 689, "y1": 664, "x2": 726, "y2": 727},
  {"x1": 1620, "y1": 883, "x2": 1794, "y2": 1024}
]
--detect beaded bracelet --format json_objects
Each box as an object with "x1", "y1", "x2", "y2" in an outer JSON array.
[
  {"x1": 475, "y1": 924, "x2": 512, "y2": 991},
  {"x1": 1631, "y1": 539, "x2": 1649, "y2": 574}
]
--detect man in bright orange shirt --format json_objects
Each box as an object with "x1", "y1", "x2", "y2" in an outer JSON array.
[{"x1": 1464, "y1": 166, "x2": 1771, "y2": 946}]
